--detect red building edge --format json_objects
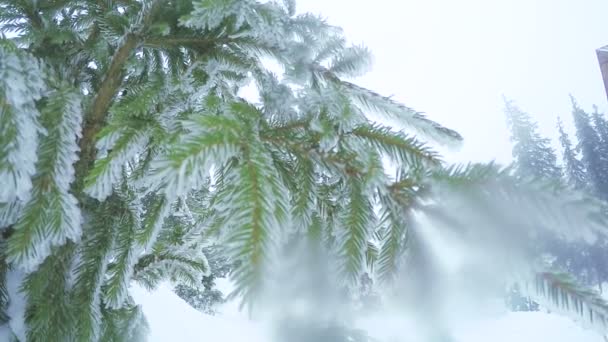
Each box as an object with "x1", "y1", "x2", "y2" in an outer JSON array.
[{"x1": 597, "y1": 45, "x2": 608, "y2": 101}]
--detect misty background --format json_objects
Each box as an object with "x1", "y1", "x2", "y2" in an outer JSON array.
[{"x1": 298, "y1": 0, "x2": 608, "y2": 164}]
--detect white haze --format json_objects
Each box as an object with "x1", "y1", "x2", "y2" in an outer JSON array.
[
  {"x1": 297, "y1": 0, "x2": 608, "y2": 164},
  {"x1": 132, "y1": 186, "x2": 607, "y2": 341},
  {"x1": 132, "y1": 217, "x2": 605, "y2": 341}
]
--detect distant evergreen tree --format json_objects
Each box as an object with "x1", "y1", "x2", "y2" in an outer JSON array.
[
  {"x1": 557, "y1": 118, "x2": 587, "y2": 190},
  {"x1": 503, "y1": 99, "x2": 561, "y2": 311},
  {"x1": 556, "y1": 100, "x2": 608, "y2": 293},
  {"x1": 571, "y1": 99, "x2": 608, "y2": 200},
  {"x1": 591, "y1": 105, "x2": 608, "y2": 193},
  {"x1": 504, "y1": 98, "x2": 561, "y2": 180},
  {"x1": 584, "y1": 106, "x2": 608, "y2": 293},
  {"x1": 554, "y1": 117, "x2": 599, "y2": 289},
  {"x1": 592, "y1": 105, "x2": 608, "y2": 151}
]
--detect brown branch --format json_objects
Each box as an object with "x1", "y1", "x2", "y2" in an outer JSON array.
[
  {"x1": 20, "y1": 3, "x2": 44, "y2": 30},
  {"x1": 74, "y1": 33, "x2": 139, "y2": 193},
  {"x1": 388, "y1": 178, "x2": 416, "y2": 192},
  {"x1": 74, "y1": 1, "x2": 165, "y2": 194},
  {"x1": 143, "y1": 36, "x2": 217, "y2": 48}
]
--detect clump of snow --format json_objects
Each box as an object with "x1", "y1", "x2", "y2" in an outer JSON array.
[
  {"x1": 0, "y1": 324, "x2": 12, "y2": 341},
  {"x1": 6, "y1": 270, "x2": 26, "y2": 342},
  {"x1": 132, "y1": 282, "x2": 270, "y2": 342}
]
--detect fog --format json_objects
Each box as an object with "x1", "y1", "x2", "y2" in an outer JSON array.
[
  {"x1": 135, "y1": 177, "x2": 607, "y2": 341},
  {"x1": 297, "y1": 0, "x2": 608, "y2": 164}
]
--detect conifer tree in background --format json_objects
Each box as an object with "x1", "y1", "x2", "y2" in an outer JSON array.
[
  {"x1": 588, "y1": 106, "x2": 608, "y2": 291},
  {"x1": 506, "y1": 99, "x2": 608, "y2": 295},
  {"x1": 592, "y1": 105, "x2": 608, "y2": 157},
  {"x1": 504, "y1": 98, "x2": 561, "y2": 180},
  {"x1": 554, "y1": 116, "x2": 603, "y2": 290},
  {"x1": 504, "y1": 98, "x2": 608, "y2": 302},
  {"x1": 503, "y1": 98, "x2": 561, "y2": 312},
  {"x1": 572, "y1": 99, "x2": 608, "y2": 200},
  {"x1": 0, "y1": 1, "x2": 607, "y2": 341},
  {"x1": 557, "y1": 118, "x2": 587, "y2": 191},
  {"x1": 554, "y1": 116, "x2": 606, "y2": 291},
  {"x1": 569, "y1": 102, "x2": 608, "y2": 292}
]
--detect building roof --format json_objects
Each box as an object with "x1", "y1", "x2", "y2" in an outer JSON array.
[
  {"x1": 596, "y1": 46, "x2": 608, "y2": 100},
  {"x1": 597, "y1": 45, "x2": 608, "y2": 63}
]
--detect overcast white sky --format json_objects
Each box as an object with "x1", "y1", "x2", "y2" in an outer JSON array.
[{"x1": 297, "y1": 0, "x2": 608, "y2": 164}]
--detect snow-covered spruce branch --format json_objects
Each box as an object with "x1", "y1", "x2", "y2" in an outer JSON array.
[
  {"x1": 76, "y1": 0, "x2": 163, "y2": 191},
  {"x1": 524, "y1": 272, "x2": 608, "y2": 338}
]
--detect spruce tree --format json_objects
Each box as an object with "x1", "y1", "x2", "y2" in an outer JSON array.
[
  {"x1": 554, "y1": 117, "x2": 597, "y2": 288},
  {"x1": 503, "y1": 98, "x2": 561, "y2": 311},
  {"x1": 0, "y1": 1, "x2": 606, "y2": 341},
  {"x1": 504, "y1": 98, "x2": 561, "y2": 180},
  {"x1": 558, "y1": 101, "x2": 608, "y2": 293},
  {"x1": 557, "y1": 117, "x2": 587, "y2": 190},
  {"x1": 591, "y1": 106, "x2": 608, "y2": 195},
  {"x1": 585, "y1": 106, "x2": 608, "y2": 292},
  {"x1": 571, "y1": 99, "x2": 608, "y2": 200},
  {"x1": 592, "y1": 105, "x2": 608, "y2": 152}
]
